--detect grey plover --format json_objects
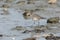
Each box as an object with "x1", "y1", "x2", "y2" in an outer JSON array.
[
  {"x1": 32, "y1": 14, "x2": 46, "y2": 26},
  {"x1": 23, "y1": 10, "x2": 46, "y2": 26}
]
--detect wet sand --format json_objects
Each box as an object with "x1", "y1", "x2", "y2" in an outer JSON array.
[{"x1": 0, "y1": 0, "x2": 60, "y2": 40}]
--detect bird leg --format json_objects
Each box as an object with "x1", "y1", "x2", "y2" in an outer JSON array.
[
  {"x1": 38, "y1": 20, "x2": 40, "y2": 26},
  {"x1": 34, "y1": 20, "x2": 36, "y2": 25}
]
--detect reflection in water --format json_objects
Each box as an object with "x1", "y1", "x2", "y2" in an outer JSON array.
[{"x1": 12, "y1": 37, "x2": 15, "y2": 40}]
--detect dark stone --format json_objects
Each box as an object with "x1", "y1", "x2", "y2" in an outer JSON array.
[
  {"x1": 47, "y1": 17, "x2": 59, "y2": 24},
  {"x1": 0, "y1": 34, "x2": 3, "y2": 37},
  {"x1": 45, "y1": 34, "x2": 60, "y2": 40}
]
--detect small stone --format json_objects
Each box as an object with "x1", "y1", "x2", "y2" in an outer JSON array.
[
  {"x1": 23, "y1": 38, "x2": 36, "y2": 40},
  {"x1": 5, "y1": 0, "x2": 14, "y2": 3},
  {"x1": 15, "y1": 26, "x2": 23, "y2": 30},
  {"x1": 16, "y1": 1, "x2": 25, "y2": 6},
  {"x1": 48, "y1": 0, "x2": 57, "y2": 4},
  {"x1": 11, "y1": 26, "x2": 25, "y2": 31}
]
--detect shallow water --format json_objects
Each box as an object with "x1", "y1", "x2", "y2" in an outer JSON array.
[{"x1": 0, "y1": 0, "x2": 60, "y2": 40}]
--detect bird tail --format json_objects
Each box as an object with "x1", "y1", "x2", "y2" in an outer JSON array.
[{"x1": 40, "y1": 17, "x2": 47, "y2": 19}]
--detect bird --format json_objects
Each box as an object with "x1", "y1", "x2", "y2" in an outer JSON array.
[
  {"x1": 23, "y1": 10, "x2": 46, "y2": 26},
  {"x1": 32, "y1": 14, "x2": 46, "y2": 26},
  {"x1": 48, "y1": 0, "x2": 57, "y2": 4}
]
